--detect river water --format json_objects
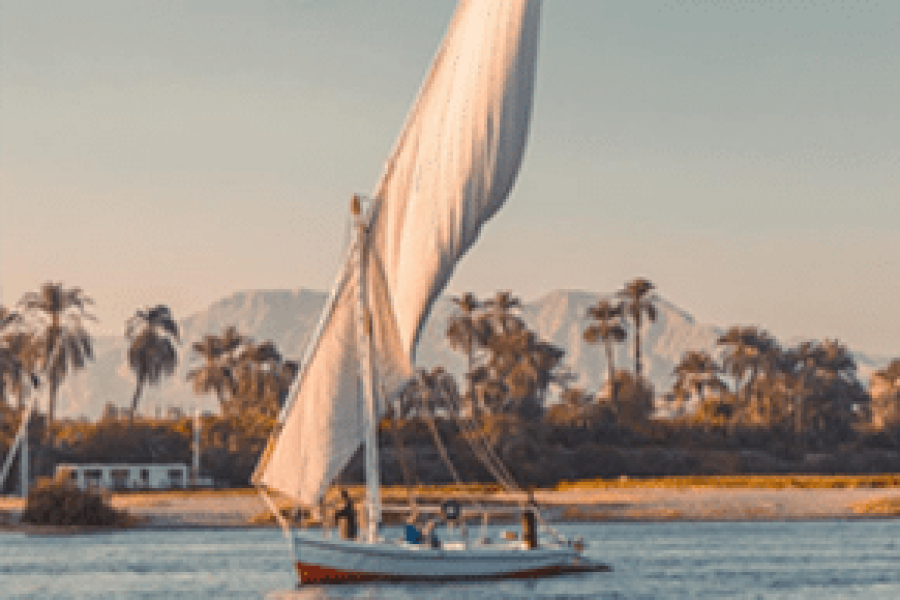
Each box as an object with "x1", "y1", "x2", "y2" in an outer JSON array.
[{"x1": 3, "y1": 520, "x2": 899, "y2": 598}]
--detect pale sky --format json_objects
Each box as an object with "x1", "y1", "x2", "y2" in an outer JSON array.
[{"x1": 2, "y1": 1, "x2": 898, "y2": 356}]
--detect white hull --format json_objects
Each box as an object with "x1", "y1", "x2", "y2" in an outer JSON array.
[{"x1": 292, "y1": 529, "x2": 603, "y2": 584}]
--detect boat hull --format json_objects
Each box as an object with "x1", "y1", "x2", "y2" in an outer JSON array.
[{"x1": 292, "y1": 530, "x2": 606, "y2": 585}]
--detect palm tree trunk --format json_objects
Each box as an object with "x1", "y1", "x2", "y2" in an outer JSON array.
[
  {"x1": 48, "y1": 314, "x2": 60, "y2": 427},
  {"x1": 48, "y1": 381, "x2": 58, "y2": 428},
  {"x1": 466, "y1": 335, "x2": 474, "y2": 401},
  {"x1": 603, "y1": 339, "x2": 617, "y2": 409},
  {"x1": 131, "y1": 381, "x2": 144, "y2": 422},
  {"x1": 633, "y1": 316, "x2": 642, "y2": 379},
  {"x1": 216, "y1": 390, "x2": 228, "y2": 415},
  {"x1": 747, "y1": 365, "x2": 759, "y2": 408}
]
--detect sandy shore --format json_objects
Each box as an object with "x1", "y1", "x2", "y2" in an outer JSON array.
[
  {"x1": 538, "y1": 487, "x2": 900, "y2": 521},
  {"x1": 4, "y1": 486, "x2": 900, "y2": 532}
]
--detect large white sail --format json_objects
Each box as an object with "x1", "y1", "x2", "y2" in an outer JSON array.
[{"x1": 256, "y1": 0, "x2": 542, "y2": 505}]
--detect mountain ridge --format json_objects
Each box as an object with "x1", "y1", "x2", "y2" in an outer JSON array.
[{"x1": 50, "y1": 288, "x2": 890, "y2": 419}]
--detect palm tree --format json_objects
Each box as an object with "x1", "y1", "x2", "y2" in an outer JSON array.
[
  {"x1": 0, "y1": 346, "x2": 20, "y2": 407},
  {"x1": 482, "y1": 326, "x2": 565, "y2": 420},
  {"x1": 780, "y1": 339, "x2": 860, "y2": 440},
  {"x1": 521, "y1": 339, "x2": 568, "y2": 406},
  {"x1": 231, "y1": 339, "x2": 294, "y2": 419},
  {"x1": 186, "y1": 327, "x2": 247, "y2": 413},
  {"x1": 395, "y1": 367, "x2": 463, "y2": 484},
  {"x1": 814, "y1": 339, "x2": 857, "y2": 382},
  {"x1": 446, "y1": 294, "x2": 489, "y2": 369},
  {"x1": 673, "y1": 350, "x2": 724, "y2": 407},
  {"x1": 717, "y1": 326, "x2": 778, "y2": 420},
  {"x1": 0, "y1": 307, "x2": 37, "y2": 407},
  {"x1": 217, "y1": 325, "x2": 246, "y2": 358},
  {"x1": 874, "y1": 359, "x2": 900, "y2": 387},
  {"x1": 17, "y1": 282, "x2": 94, "y2": 425},
  {"x1": 0, "y1": 332, "x2": 39, "y2": 411},
  {"x1": 561, "y1": 386, "x2": 592, "y2": 409},
  {"x1": 875, "y1": 359, "x2": 900, "y2": 384},
  {"x1": 612, "y1": 370, "x2": 655, "y2": 425},
  {"x1": 871, "y1": 359, "x2": 900, "y2": 427},
  {"x1": 125, "y1": 305, "x2": 180, "y2": 420},
  {"x1": 583, "y1": 299, "x2": 626, "y2": 405},
  {"x1": 783, "y1": 341, "x2": 818, "y2": 434},
  {"x1": 446, "y1": 293, "x2": 491, "y2": 394},
  {"x1": 616, "y1": 278, "x2": 657, "y2": 379},
  {"x1": 483, "y1": 291, "x2": 524, "y2": 335},
  {"x1": 466, "y1": 366, "x2": 507, "y2": 416},
  {"x1": 396, "y1": 367, "x2": 459, "y2": 419},
  {"x1": 872, "y1": 359, "x2": 900, "y2": 400},
  {"x1": 0, "y1": 306, "x2": 22, "y2": 331},
  {"x1": 0, "y1": 306, "x2": 23, "y2": 407}
]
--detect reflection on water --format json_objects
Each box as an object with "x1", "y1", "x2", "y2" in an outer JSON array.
[{"x1": 3, "y1": 521, "x2": 900, "y2": 599}]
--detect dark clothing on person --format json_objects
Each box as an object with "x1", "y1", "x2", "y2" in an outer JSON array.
[
  {"x1": 335, "y1": 493, "x2": 358, "y2": 540},
  {"x1": 404, "y1": 523, "x2": 421, "y2": 544}
]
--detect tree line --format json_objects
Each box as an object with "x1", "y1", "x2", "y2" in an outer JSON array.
[
  {"x1": 3, "y1": 279, "x2": 900, "y2": 490},
  {"x1": 0, "y1": 282, "x2": 298, "y2": 490},
  {"x1": 0, "y1": 283, "x2": 298, "y2": 424}
]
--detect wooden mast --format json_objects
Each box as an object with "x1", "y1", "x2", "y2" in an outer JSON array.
[{"x1": 352, "y1": 194, "x2": 382, "y2": 542}]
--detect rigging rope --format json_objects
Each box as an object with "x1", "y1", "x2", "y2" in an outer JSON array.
[
  {"x1": 387, "y1": 417, "x2": 419, "y2": 511},
  {"x1": 447, "y1": 393, "x2": 519, "y2": 491},
  {"x1": 424, "y1": 414, "x2": 464, "y2": 485},
  {"x1": 380, "y1": 381, "x2": 420, "y2": 512},
  {"x1": 443, "y1": 392, "x2": 567, "y2": 540},
  {"x1": 385, "y1": 379, "x2": 564, "y2": 543}
]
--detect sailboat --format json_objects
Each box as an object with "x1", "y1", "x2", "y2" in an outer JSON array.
[{"x1": 253, "y1": 0, "x2": 606, "y2": 585}]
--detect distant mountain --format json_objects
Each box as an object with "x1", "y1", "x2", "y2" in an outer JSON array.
[{"x1": 52, "y1": 289, "x2": 891, "y2": 419}]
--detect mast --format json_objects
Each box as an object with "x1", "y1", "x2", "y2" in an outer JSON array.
[
  {"x1": 20, "y1": 414, "x2": 28, "y2": 498},
  {"x1": 253, "y1": 0, "x2": 542, "y2": 509},
  {"x1": 352, "y1": 194, "x2": 381, "y2": 542},
  {"x1": 0, "y1": 400, "x2": 34, "y2": 496}
]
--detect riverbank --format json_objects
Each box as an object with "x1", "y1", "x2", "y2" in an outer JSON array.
[
  {"x1": 0, "y1": 489, "x2": 266, "y2": 532},
  {"x1": 4, "y1": 481, "x2": 900, "y2": 532}
]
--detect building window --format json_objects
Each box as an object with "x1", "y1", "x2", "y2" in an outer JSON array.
[
  {"x1": 84, "y1": 469, "x2": 104, "y2": 487},
  {"x1": 110, "y1": 469, "x2": 130, "y2": 490},
  {"x1": 168, "y1": 469, "x2": 185, "y2": 488}
]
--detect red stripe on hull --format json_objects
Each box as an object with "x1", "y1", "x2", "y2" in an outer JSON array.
[{"x1": 295, "y1": 560, "x2": 609, "y2": 585}]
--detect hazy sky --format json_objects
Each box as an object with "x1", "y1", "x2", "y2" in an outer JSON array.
[{"x1": 2, "y1": 1, "x2": 898, "y2": 356}]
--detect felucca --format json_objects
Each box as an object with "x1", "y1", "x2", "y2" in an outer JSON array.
[{"x1": 253, "y1": 0, "x2": 608, "y2": 585}]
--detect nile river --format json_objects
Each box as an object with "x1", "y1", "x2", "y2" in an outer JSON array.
[{"x1": 3, "y1": 520, "x2": 899, "y2": 598}]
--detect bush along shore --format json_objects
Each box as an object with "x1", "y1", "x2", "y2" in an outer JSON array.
[{"x1": 19, "y1": 480, "x2": 134, "y2": 529}]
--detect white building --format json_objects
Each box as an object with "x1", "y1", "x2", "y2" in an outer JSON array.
[{"x1": 55, "y1": 463, "x2": 197, "y2": 491}]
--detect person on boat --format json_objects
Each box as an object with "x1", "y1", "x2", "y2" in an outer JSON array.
[
  {"x1": 404, "y1": 514, "x2": 422, "y2": 544},
  {"x1": 334, "y1": 489, "x2": 358, "y2": 540},
  {"x1": 422, "y1": 518, "x2": 441, "y2": 549}
]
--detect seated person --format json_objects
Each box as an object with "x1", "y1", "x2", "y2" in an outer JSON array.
[
  {"x1": 404, "y1": 514, "x2": 422, "y2": 544},
  {"x1": 422, "y1": 519, "x2": 441, "y2": 549}
]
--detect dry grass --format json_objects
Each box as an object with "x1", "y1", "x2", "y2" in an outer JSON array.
[
  {"x1": 851, "y1": 495, "x2": 900, "y2": 515},
  {"x1": 109, "y1": 488, "x2": 257, "y2": 506},
  {"x1": 556, "y1": 474, "x2": 900, "y2": 491},
  {"x1": 560, "y1": 505, "x2": 684, "y2": 521},
  {"x1": 112, "y1": 488, "x2": 257, "y2": 500}
]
